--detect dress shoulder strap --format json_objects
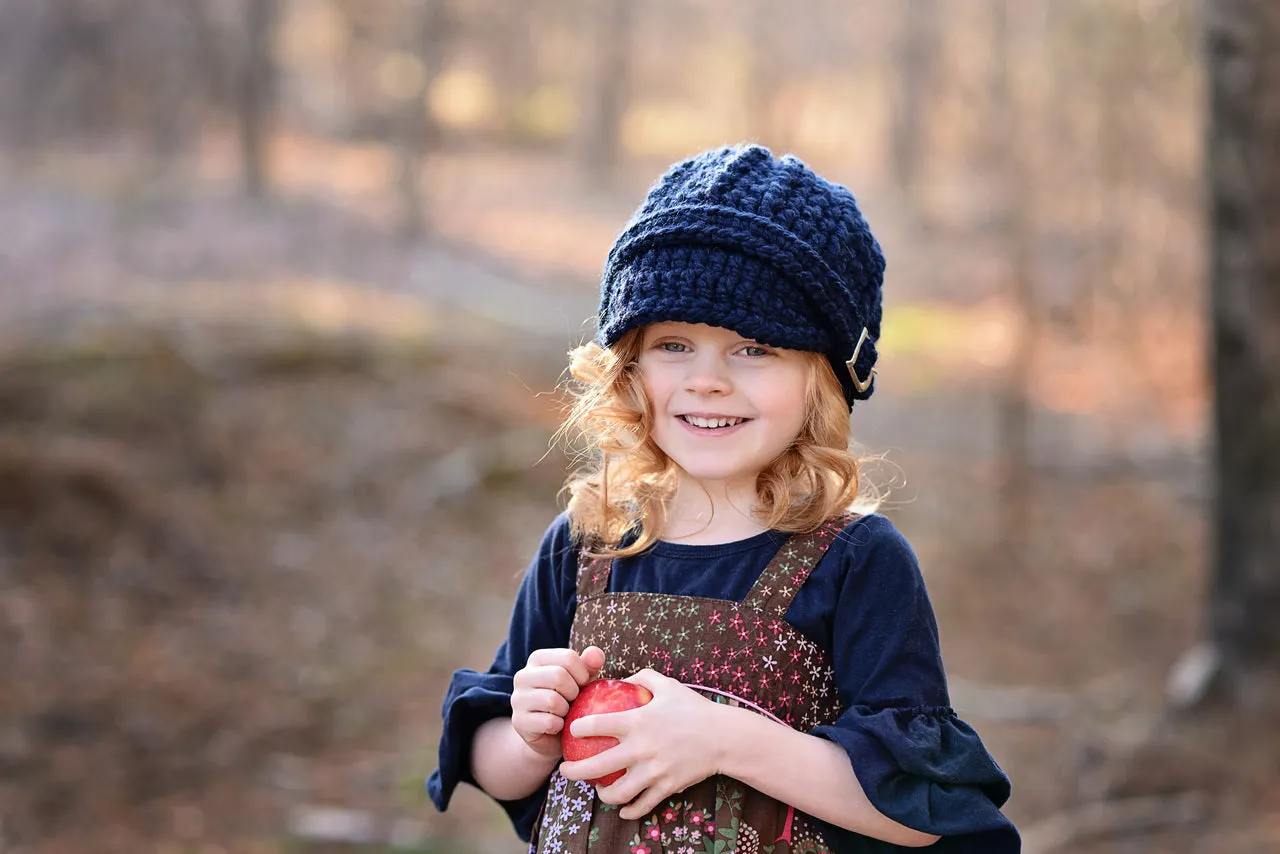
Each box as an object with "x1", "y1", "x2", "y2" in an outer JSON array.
[
  {"x1": 575, "y1": 544, "x2": 613, "y2": 599},
  {"x1": 740, "y1": 514, "x2": 858, "y2": 616}
]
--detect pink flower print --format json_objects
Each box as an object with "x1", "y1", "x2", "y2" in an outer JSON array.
[
  {"x1": 762, "y1": 655, "x2": 778, "y2": 671},
  {"x1": 690, "y1": 813, "x2": 703, "y2": 825},
  {"x1": 647, "y1": 826, "x2": 661, "y2": 840},
  {"x1": 663, "y1": 807, "x2": 677, "y2": 822},
  {"x1": 729, "y1": 614, "x2": 743, "y2": 631},
  {"x1": 705, "y1": 823, "x2": 715, "y2": 834},
  {"x1": 709, "y1": 610, "x2": 722, "y2": 624},
  {"x1": 769, "y1": 619, "x2": 784, "y2": 634},
  {"x1": 631, "y1": 846, "x2": 649, "y2": 854}
]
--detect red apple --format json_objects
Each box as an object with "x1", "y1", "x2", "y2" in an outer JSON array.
[{"x1": 562, "y1": 679, "x2": 653, "y2": 786}]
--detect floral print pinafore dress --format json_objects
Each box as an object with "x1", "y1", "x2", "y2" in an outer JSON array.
[{"x1": 529, "y1": 516, "x2": 853, "y2": 854}]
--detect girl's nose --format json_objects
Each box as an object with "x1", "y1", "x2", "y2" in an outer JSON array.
[{"x1": 684, "y1": 353, "x2": 732, "y2": 395}]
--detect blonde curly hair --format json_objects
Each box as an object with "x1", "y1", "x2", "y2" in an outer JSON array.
[{"x1": 557, "y1": 328, "x2": 879, "y2": 558}]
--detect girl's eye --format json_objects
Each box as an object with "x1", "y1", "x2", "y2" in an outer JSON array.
[
  {"x1": 740, "y1": 346, "x2": 769, "y2": 357},
  {"x1": 659, "y1": 341, "x2": 688, "y2": 352}
]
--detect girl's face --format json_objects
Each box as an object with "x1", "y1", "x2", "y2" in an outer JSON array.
[{"x1": 637, "y1": 321, "x2": 810, "y2": 490}]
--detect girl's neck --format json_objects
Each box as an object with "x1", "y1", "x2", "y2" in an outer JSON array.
[{"x1": 660, "y1": 475, "x2": 768, "y2": 545}]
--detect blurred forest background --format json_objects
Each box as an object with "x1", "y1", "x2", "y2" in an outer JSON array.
[{"x1": 2, "y1": 0, "x2": 1278, "y2": 852}]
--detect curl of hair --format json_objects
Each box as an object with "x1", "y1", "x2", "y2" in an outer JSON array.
[{"x1": 557, "y1": 329, "x2": 879, "y2": 558}]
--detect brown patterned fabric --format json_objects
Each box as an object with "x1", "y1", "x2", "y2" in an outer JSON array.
[{"x1": 529, "y1": 515, "x2": 855, "y2": 854}]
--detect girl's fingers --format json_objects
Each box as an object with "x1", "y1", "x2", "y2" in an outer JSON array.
[
  {"x1": 525, "y1": 650, "x2": 596, "y2": 692},
  {"x1": 580, "y1": 645, "x2": 606, "y2": 678},
  {"x1": 620, "y1": 790, "x2": 661, "y2": 822},
  {"x1": 624, "y1": 667, "x2": 669, "y2": 693},
  {"x1": 547, "y1": 691, "x2": 571, "y2": 718},
  {"x1": 559, "y1": 751, "x2": 630, "y2": 789},
  {"x1": 593, "y1": 769, "x2": 647, "y2": 811},
  {"x1": 519, "y1": 712, "x2": 565, "y2": 738},
  {"x1": 513, "y1": 687, "x2": 572, "y2": 720},
  {"x1": 567, "y1": 705, "x2": 636, "y2": 739},
  {"x1": 561, "y1": 648, "x2": 604, "y2": 688},
  {"x1": 516, "y1": 664, "x2": 582, "y2": 701}
]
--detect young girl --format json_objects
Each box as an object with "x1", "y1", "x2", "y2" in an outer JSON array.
[{"x1": 428, "y1": 145, "x2": 1020, "y2": 852}]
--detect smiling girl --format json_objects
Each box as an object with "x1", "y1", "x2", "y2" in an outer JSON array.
[{"x1": 427, "y1": 145, "x2": 1020, "y2": 852}]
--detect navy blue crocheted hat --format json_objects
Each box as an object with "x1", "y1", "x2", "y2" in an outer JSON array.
[{"x1": 596, "y1": 144, "x2": 885, "y2": 407}]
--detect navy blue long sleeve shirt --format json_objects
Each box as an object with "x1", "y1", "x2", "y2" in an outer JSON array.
[{"x1": 427, "y1": 512, "x2": 1020, "y2": 852}]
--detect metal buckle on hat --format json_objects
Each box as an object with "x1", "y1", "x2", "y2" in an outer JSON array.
[{"x1": 845, "y1": 327, "x2": 876, "y2": 393}]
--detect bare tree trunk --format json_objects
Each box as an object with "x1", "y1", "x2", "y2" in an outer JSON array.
[
  {"x1": 991, "y1": 0, "x2": 1038, "y2": 560},
  {"x1": 579, "y1": 0, "x2": 630, "y2": 182},
  {"x1": 394, "y1": 0, "x2": 447, "y2": 240},
  {"x1": 1179, "y1": 0, "x2": 1280, "y2": 713},
  {"x1": 238, "y1": 0, "x2": 278, "y2": 199},
  {"x1": 184, "y1": 0, "x2": 234, "y2": 117},
  {"x1": 141, "y1": 3, "x2": 200, "y2": 180},
  {"x1": 335, "y1": 0, "x2": 379, "y2": 135},
  {"x1": 890, "y1": 0, "x2": 941, "y2": 205}
]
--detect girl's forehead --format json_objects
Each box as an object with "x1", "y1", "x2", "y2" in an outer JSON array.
[{"x1": 643, "y1": 321, "x2": 752, "y2": 340}]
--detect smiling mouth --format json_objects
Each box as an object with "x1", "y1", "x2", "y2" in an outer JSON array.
[{"x1": 678, "y1": 415, "x2": 750, "y2": 429}]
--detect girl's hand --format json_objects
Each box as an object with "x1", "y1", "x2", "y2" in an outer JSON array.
[
  {"x1": 558, "y1": 669, "x2": 727, "y2": 820},
  {"x1": 511, "y1": 646, "x2": 606, "y2": 758}
]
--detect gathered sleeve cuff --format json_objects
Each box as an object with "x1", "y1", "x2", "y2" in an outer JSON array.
[
  {"x1": 425, "y1": 668, "x2": 546, "y2": 839},
  {"x1": 815, "y1": 516, "x2": 1020, "y2": 851},
  {"x1": 813, "y1": 704, "x2": 1019, "y2": 852},
  {"x1": 425, "y1": 513, "x2": 580, "y2": 842}
]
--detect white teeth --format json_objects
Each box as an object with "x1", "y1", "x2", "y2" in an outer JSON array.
[{"x1": 683, "y1": 415, "x2": 743, "y2": 429}]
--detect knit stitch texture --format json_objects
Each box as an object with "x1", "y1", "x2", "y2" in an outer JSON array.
[{"x1": 597, "y1": 145, "x2": 885, "y2": 406}]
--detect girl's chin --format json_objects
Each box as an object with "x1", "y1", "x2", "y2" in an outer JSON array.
[{"x1": 670, "y1": 462, "x2": 763, "y2": 485}]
